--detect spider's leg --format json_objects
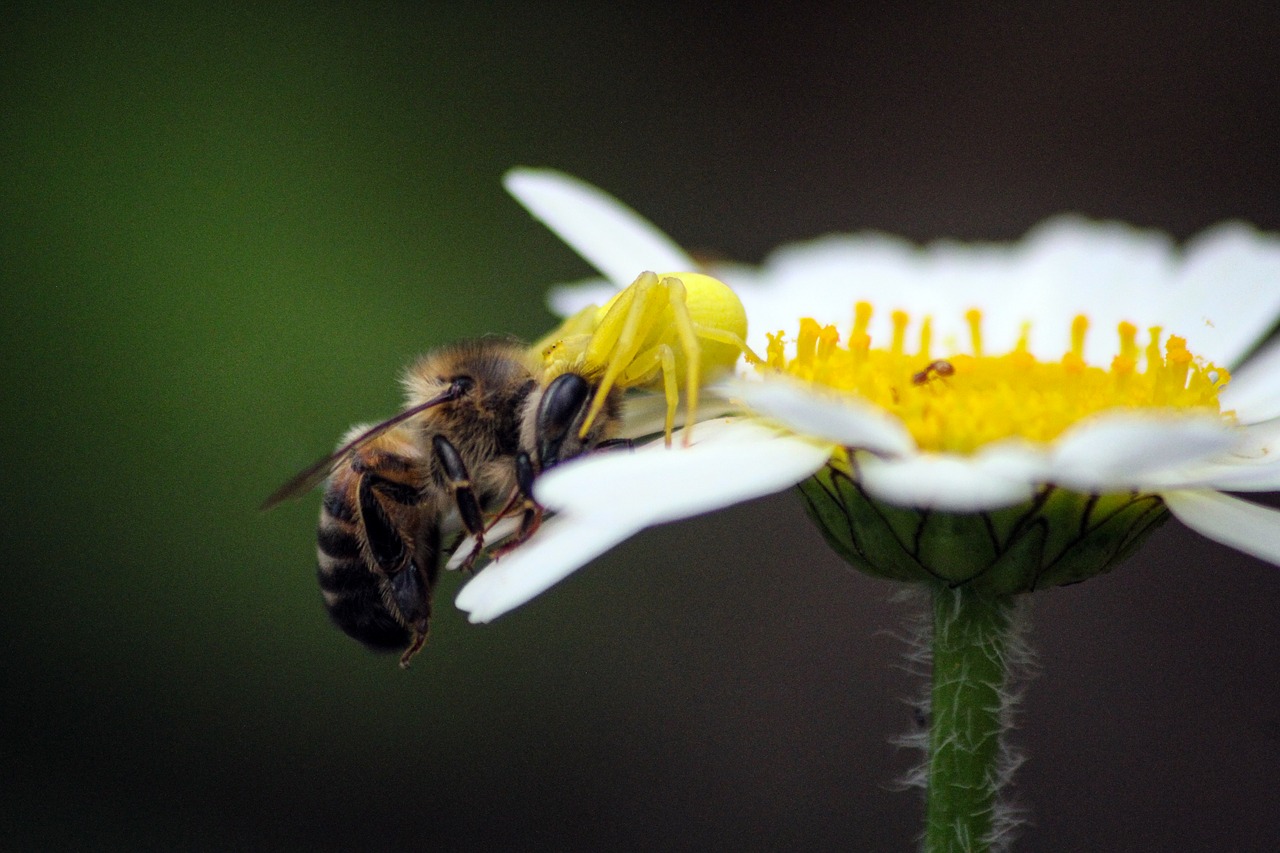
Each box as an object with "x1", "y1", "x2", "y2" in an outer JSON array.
[
  {"x1": 690, "y1": 325, "x2": 763, "y2": 365},
  {"x1": 620, "y1": 342, "x2": 679, "y2": 445},
  {"x1": 579, "y1": 273, "x2": 667, "y2": 436},
  {"x1": 661, "y1": 276, "x2": 704, "y2": 446}
]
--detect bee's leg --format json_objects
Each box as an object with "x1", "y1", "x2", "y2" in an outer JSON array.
[
  {"x1": 355, "y1": 470, "x2": 435, "y2": 661},
  {"x1": 431, "y1": 434, "x2": 488, "y2": 572},
  {"x1": 489, "y1": 435, "x2": 636, "y2": 560},
  {"x1": 512, "y1": 450, "x2": 541, "y2": 539},
  {"x1": 490, "y1": 450, "x2": 544, "y2": 559},
  {"x1": 398, "y1": 632, "x2": 429, "y2": 669},
  {"x1": 393, "y1": 523, "x2": 439, "y2": 669},
  {"x1": 350, "y1": 446, "x2": 429, "y2": 579}
]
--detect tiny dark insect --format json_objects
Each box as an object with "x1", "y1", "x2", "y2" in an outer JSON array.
[{"x1": 912, "y1": 359, "x2": 955, "y2": 385}]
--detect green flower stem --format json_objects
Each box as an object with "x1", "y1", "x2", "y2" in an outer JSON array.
[
  {"x1": 800, "y1": 458, "x2": 1171, "y2": 849},
  {"x1": 925, "y1": 586, "x2": 1014, "y2": 853}
]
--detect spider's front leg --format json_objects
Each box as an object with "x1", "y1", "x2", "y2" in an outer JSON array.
[
  {"x1": 541, "y1": 270, "x2": 756, "y2": 445},
  {"x1": 593, "y1": 272, "x2": 759, "y2": 445}
]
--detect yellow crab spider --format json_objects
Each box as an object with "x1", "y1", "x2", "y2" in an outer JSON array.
[{"x1": 535, "y1": 271, "x2": 758, "y2": 446}]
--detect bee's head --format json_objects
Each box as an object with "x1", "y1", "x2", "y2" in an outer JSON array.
[{"x1": 527, "y1": 372, "x2": 620, "y2": 470}]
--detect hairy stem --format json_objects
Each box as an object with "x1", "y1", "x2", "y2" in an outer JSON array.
[{"x1": 925, "y1": 586, "x2": 1015, "y2": 853}]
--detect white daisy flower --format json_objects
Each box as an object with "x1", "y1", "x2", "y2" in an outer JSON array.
[{"x1": 456, "y1": 168, "x2": 1280, "y2": 622}]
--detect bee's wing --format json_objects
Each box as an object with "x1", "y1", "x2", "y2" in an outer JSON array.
[{"x1": 259, "y1": 384, "x2": 463, "y2": 510}]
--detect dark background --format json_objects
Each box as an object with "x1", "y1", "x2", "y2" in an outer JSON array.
[{"x1": 4, "y1": 3, "x2": 1279, "y2": 850}]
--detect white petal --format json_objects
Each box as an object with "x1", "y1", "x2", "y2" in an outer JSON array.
[
  {"x1": 1220, "y1": 334, "x2": 1280, "y2": 423},
  {"x1": 1171, "y1": 223, "x2": 1280, "y2": 368},
  {"x1": 722, "y1": 377, "x2": 917, "y2": 457},
  {"x1": 504, "y1": 168, "x2": 695, "y2": 288},
  {"x1": 1234, "y1": 414, "x2": 1280, "y2": 452},
  {"x1": 616, "y1": 389, "x2": 739, "y2": 439},
  {"x1": 1162, "y1": 490, "x2": 1280, "y2": 567},
  {"x1": 546, "y1": 277, "x2": 618, "y2": 317},
  {"x1": 1153, "y1": 458, "x2": 1280, "y2": 492},
  {"x1": 444, "y1": 515, "x2": 524, "y2": 571},
  {"x1": 535, "y1": 418, "x2": 832, "y2": 524},
  {"x1": 454, "y1": 515, "x2": 642, "y2": 623},
  {"x1": 455, "y1": 419, "x2": 830, "y2": 623},
  {"x1": 1011, "y1": 218, "x2": 1179, "y2": 364},
  {"x1": 716, "y1": 218, "x2": 1280, "y2": 376},
  {"x1": 1048, "y1": 413, "x2": 1238, "y2": 491},
  {"x1": 855, "y1": 449, "x2": 1040, "y2": 511},
  {"x1": 1140, "y1": 420, "x2": 1280, "y2": 490}
]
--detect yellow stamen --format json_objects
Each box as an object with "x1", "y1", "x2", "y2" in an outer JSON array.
[
  {"x1": 851, "y1": 301, "x2": 873, "y2": 355},
  {"x1": 1063, "y1": 315, "x2": 1088, "y2": 374},
  {"x1": 1112, "y1": 321, "x2": 1139, "y2": 376},
  {"x1": 891, "y1": 310, "x2": 909, "y2": 356},
  {"x1": 918, "y1": 317, "x2": 933, "y2": 361},
  {"x1": 763, "y1": 307, "x2": 1231, "y2": 455},
  {"x1": 966, "y1": 309, "x2": 984, "y2": 357}
]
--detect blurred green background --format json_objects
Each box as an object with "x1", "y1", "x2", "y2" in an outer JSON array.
[{"x1": 3, "y1": 3, "x2": 1279, "y2": 850}]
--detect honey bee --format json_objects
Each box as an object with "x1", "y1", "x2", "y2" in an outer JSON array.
[
  {"x1": 264, "y1": 269, "x2": 755, "y2": 668},
  {"x1": 262, "y1": 339, "x2": 623, "y2": 667}
]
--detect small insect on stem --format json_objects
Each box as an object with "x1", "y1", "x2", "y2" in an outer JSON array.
[{"x1": 912, "y1": 359, "x2": 955, "y2": 385}]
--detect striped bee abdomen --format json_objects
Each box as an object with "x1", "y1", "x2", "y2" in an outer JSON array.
[
  {"x1": 313, "y1": 424, "x2": 438, "y2": 657},
  {"x1": 316, "y1": 495, "x2": 411, "y2": 651}
]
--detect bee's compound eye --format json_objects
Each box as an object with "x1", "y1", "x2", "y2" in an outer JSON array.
[
  {"x1": 537, "y1": 373, "x2": 592, "y2": 469},
  {"x1": 538, "y1": 373, "x2": 590, "y2": 434}
]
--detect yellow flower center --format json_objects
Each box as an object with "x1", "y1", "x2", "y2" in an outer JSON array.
[{"x1": 764, "y1": 302, "x2": 1231, "y2": 454}]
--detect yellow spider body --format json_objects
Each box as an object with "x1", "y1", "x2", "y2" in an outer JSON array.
[{"x1": 535, "y1": 271, "x2": 754, "y2": 444}]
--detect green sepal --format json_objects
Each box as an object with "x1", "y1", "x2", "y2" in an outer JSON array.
[{"x1": 799, "y1": 453, "x2": 1169, "y2": 595}]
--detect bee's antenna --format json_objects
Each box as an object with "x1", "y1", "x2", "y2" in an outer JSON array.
[{"x1": 259, "y1": 381, "x2": 470, "y2": 510}]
